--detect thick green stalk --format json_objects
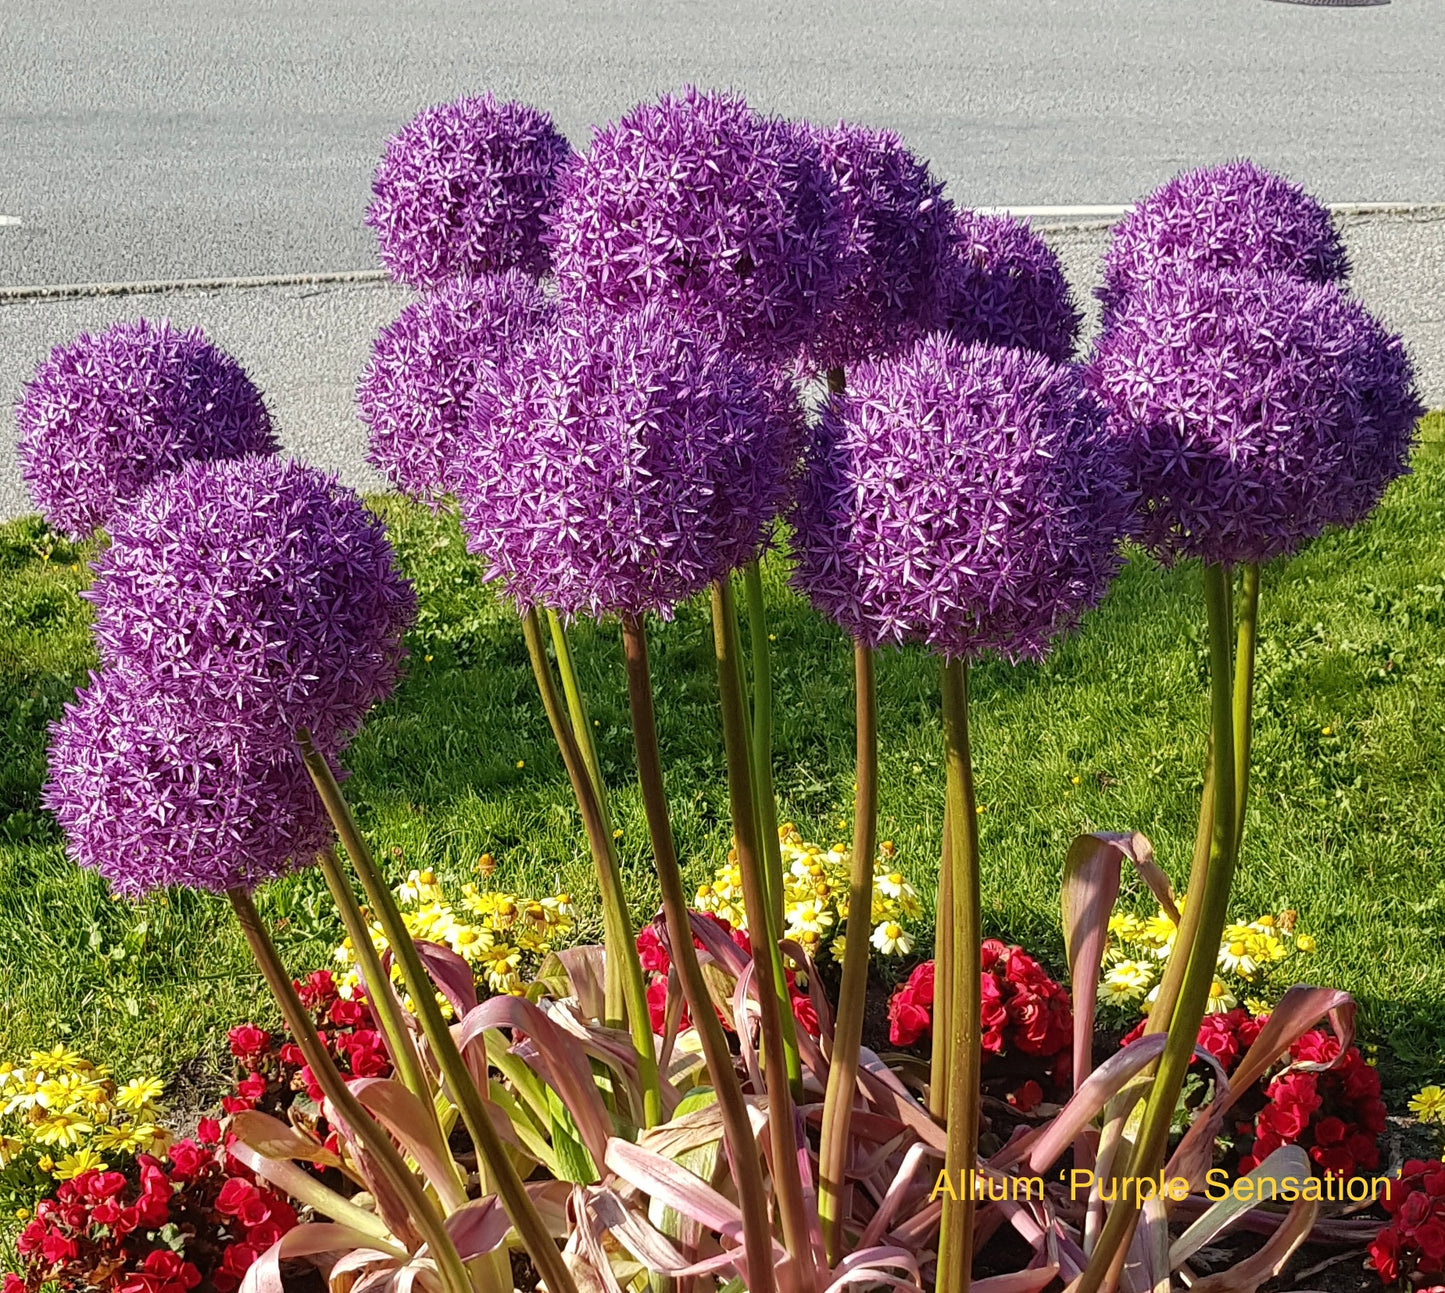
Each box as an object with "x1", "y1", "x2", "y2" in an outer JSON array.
[
  {"x1": 935, "y1": 660, "x2": 982, "y2": 1293},
  {"x1": 517, "y1": 612, "x2": 661, "y2": 1124},
  {"x1": 225, "y1": 887, "x2": 475, "y2": 1293},
  {"x1": 540, "y1": 610, "x2": 624, "y2": 1029},
  {"x1": 930, "y1": 801, "x2": 953, "y2": 1120},
  {"x1": 731, "y1": 571, "x2": 803, "y2": 1102},
  {"x1": 547, "y1": 610, "x2": 610, "y2": 822},
  {"x1": 1233, "y1": 564, "x2": 1260, "y2": 857},
  {"x1": 618, "y1": 613, "x2": 780, "y2": 1293},
  {"x1": 1072, "y1": 564, "x2": 1238, "y2": 1293},
  {"x1": 296, "y1": 739, "x2": 580, "y2": 1293},
  {"x1": 708, "y1": 583, "x2": 816, "y2": 1292},
  {"x1": 314, "y1": 847, "x2": 465, "y2": 1205},
  {"x1": 817, "y1": 643, "x2": 878, "y2": 1263},
  {"x1": 1143, "y1": 737, "x2": 1213, "y2": 1038},
  {"x1": 741, "y1": 560, "x2": 786, "y2": 937}
]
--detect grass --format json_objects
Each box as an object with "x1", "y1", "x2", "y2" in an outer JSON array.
[{"x1": 2, "y1": 412, "x2": 1444, "y2": 1103}]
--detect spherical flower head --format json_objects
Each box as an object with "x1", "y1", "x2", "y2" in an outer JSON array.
[
  {"x1": 1087, "y1": 271, "x2": 1422, "y2": 566},
  {"x1": 801, "y1": 122, "x2": 955, "y2": 369},
  {"x1": 455, "y1": 303, "x2": 801, "y2": 620},
  {"x1": 1098, "y1": 160, "x2": 1349, "y2": 329},
  {"x1": 43, "y1": 671, "x2": 337, "y2": 897},
  {"x1": 791, "y1": 334, "x2": 1133, "y2": 661},
  {"x1": 934, "y1": 211, "x2": 1081, "y2": 363},
  {"x1": 358, "y1": 271, "x2": 553, "y2": 500},
  {"x1": 84, "y1": 454, "x2": 417, "y2": 751},
  {"x1": 16, "y1": 318, "x2": 277, "y2": 540},
  {"x1": 547, "y1": 87, "x2": 850, "y2": 364},
  {"x1": 366, "y1": 93, "x2": 575, "y2": 287}
]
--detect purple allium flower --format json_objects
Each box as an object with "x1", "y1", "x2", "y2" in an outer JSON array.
[
  {"x1": 85, "y1": 454, "x2": 417, "y2": 751},
  {"x1": 801, "y1": 122, "x2": 956, "y2": 370},
  {"x1": 547, "y1": 87, "x2": 850, "y2": 364},
  {"x1": 358, "y1": 271, "x2": 553, "y2": 500},
  {"x1": 933, "y1": 211, "x2": 1081, "y2": 363},
  {"x1": 367, "y1": 93, "x2": 575, "y2": 287},
  {"x1": 1087, "y1": 272, "x2": 1422, "y2": 567},
  {"x1": 455, "y1": 303, "x2": 801, "y2": 620},
  {"x1": 44, "y1": 670, "x2": 338, "y2": 897},
  {"x1": 16, "y1": 318, "x2": 277, "y2": 541},
  {"x1": 791, "y1": 334, "x2": 1132, "y2": 661},
  {"x1": 1098, "y1": 160, "x2": 1349, "y2": 328}
]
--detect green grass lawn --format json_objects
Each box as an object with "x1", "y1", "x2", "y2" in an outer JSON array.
[{"x1": 3, "y1": 413, "x2": 1444, "y2": 1104}]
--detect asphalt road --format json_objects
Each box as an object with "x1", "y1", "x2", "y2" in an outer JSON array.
[
  {"x1": 2, "y1": 0, "x2": 1443, "y2": 286},
  {"x1": 2, "y1": 1, "x2": 1444, "y2": 522}
]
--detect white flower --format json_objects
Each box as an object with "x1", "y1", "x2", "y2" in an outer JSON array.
[{"x1": 870, "y1": 922, "x2": 912, "y2": 956}]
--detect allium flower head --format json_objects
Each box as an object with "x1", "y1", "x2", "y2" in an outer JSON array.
[
  {"x1": 792, "y1": 334, "x2": 1132, "y2": 660},
  {"x1": 934, "y1": 211, "x2": 1081, "y2": 363},
  {"x1": 358, "y1": 271, "x2": 553, "y2": 499},
  {"x1": 801, "y1": 122, "x2": 955, "y2": 369},
  {"x1": 17, "y1": 318, "x2": 276, "y2": 540},
  {"x1": 85, "y1": 455, "x2": 417, "y2": 751},
  {"x1": 44, "y1": 671, "x2": 337, "y2": 897},
  {"x1": 1088, "y1": 271, "x2": 1422, "y2": 566},
  {"x1": 367, "y1": 93, "x2": 575, "y2": 287},
  {"x1": 548, "y1": 87, "x2": 849, "y2": 363},
  {"x1": 455, "y1": 303, "x2": 801, "y2": 620},
  {"x1": 1098, "y1": 160, "x2": 1348, "y2": 328}
]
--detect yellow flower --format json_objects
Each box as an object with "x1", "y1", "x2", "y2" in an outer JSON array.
[
  {"x1": 94, "y1": 1123, "x2": 147, "y2": 1153},
  {"x1": 115, "y1": 1076, "x2": 166, "y2": 1113},
  {"x1": 1408, "y1": 1085, "x2": 1445, "y2": 1124},
  {"x1": 1295, "y1": 934, "x2": 1317, "y2": 953},
  {"x1": 516, "y1": 760, "x2": 525, "y2": 769},
  {"x1": 481, "y1": 946, "x2": 522, "y2": 994},
  {"x1": 1100, "y1": 960, "x2": 1154, "y2": 1006},
  {"x1": 54, "y1": 1146, "x2": 108, "y2": 1180},
  {"x1": 29, "y1": 1045, "x2": 88, "y2": 1073},
  {"x1": 31, "y1": 1111, "x2": 93, "y2": 1148}
]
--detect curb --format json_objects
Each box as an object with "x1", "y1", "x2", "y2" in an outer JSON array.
[{"x1": 2, "y1": 204, "x2": 1443, "y2": 301}]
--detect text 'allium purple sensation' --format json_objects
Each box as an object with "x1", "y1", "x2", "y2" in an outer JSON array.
[
  {"x1": 44, "y1": 671, "x2": 339, "y2": 896},
  {"x1": 1098, "y1": 159, "x2": 1349, "y2": 328},
  {"x1": 1088, "y1": 272, "x2": 1422, "y2": 567},
  {"x1": 367, "y1": 93, "x2": 575, "y2": 288},
  {"x1": 802, "y1": 122, "x2": 955, "y2": 370},
  {"x1": 85, "y1": 455, "x2": 417, "y2": 752},
  {"x1": 456, "y1": 303, "x2": 802, "y2": 621},
  {"x1": 934, "y1": 211, "x2": 1082, "y2": 363},
  {"x1": 548, "y1": 87, "x2": 849, "y2": 363},
  {"x1": 359, "y1": 271, "x2": 553, "y2": 500},
  {"x1": 17, "y1": 318, "x2": 276, "y2": 540},
  {"x1": 792, "y1": 334, "x2": 1132, "y2": 661}
]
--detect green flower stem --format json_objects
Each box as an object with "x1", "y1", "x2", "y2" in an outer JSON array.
[
  {"x1": 543, "y1": 608, "x2": 622, "y2": 1028},
  {"x1": 225, "y1": 886, "x2": 477, "y2": 1293},
  {"x1": 314, "y1": 845, "x2": 466, "y2": 1207},
  {"x1": 617, "y1": 611, "x2": 781, "y2": 1293},
  {"x1": 1233, "y1": 563, "x2": 1260, "y2": 857},
  {"x1": 708, "y1": 582, "x2": 816, "y2": 1292},
  {"x1": 733, "y1": 568, "x2": 803, "y2": 1103},
  {"x1": 930, "y1": 800, "x2": 953, "y2": 1120},
  {"x1": 296, "y1": 737, "x2": 580, "y2": 1293},
  {"x1": 817, "y1": 641, "x2": 878, "y2": 1264},
  {"x1": 1073, "y1": 562, "x2": 1239, "y2": 1293},
  {"x1": 935, "y1": 659, "x2": 982, "y2": 1293},
  {"x1": 517, "y1": 611, "x2": 662, "y2": 1126},
  {"x1": 1143, "y1": 736, "x2": 1213, "y2": 1038},
  {"x1": 546, "y1": 609, "x2": 611, "y2": 824},
  {"x1": 741, "y1": 560, "x2": 785, "y2": 938}
]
